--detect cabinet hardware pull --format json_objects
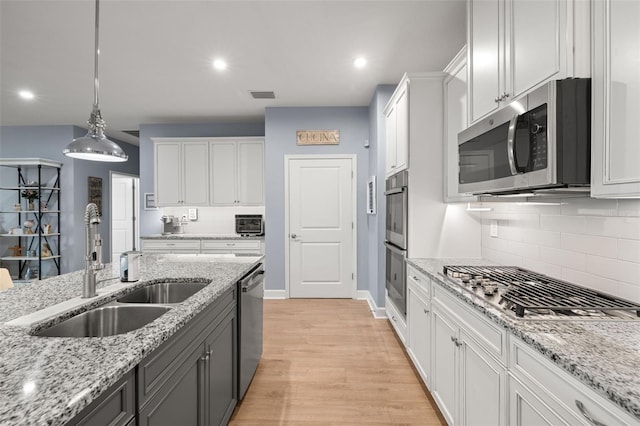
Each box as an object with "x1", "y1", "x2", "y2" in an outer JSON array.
[
  {"x1": 450, "y1": 336, "x2": 456, "y2": 343},
  {"x1": 494, "y1": 96, "x2": 501, "y2": 103},
  {"x1": 391, "y1": 315, "x2": 397, "y2": 322},
  {"x1": 167, "y1": 243, "x2": 175, "y2": 246},
  {"x1": 413, "y1": 276, "x2": 419, "y2": 281},
  {"x1": 502, "y1": 92, "x2": 510, "y2": 100},
  {"x1": 423, "y1": 308, "x2": 429, "y2": 314},
  {"x1": 575, "y1": 400, "x2": 607, "y2": 426}
]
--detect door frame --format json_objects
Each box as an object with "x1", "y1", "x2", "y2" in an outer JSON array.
[
  {"x1": 109, "y1": 171, "x2": 140, "y2": 262},
  {"x1": 284, "y1": 154, "x2": 357, "y2": 299}
]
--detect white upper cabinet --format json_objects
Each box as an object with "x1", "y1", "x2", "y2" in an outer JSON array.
[
  {"x1": 385, "y1": 79, "x2": 410, "y2": 177},
  {"x1": 154, "y1": 137, "x2": 264, "y2": 207},
  {"x1": 210, "y1": 138, "x2": 264, "y2": 206},
  {"x1": 591, "y1": 0, "x2": 640, "y2": 198},
  {"x1": 154, "y1": 140, "x2": 209, "y2": 206},
  {"x1": 467, "y1": 0, "x2": 589, "y2": 124},
  {"x1": 443, "y1": 47, "x2": 476, "y2": 202}
]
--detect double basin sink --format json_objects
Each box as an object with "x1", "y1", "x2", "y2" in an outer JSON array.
[{"x1": 35, "y1": 282, "x2": 209, "y2": 338}]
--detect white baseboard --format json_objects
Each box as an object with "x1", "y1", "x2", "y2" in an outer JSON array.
[
  {"x1": 356, "y1": 290, "x2": 387, "y2": 319},
  {"x1": 264, "y1": 289, "x2": 287, "y2": 299}
]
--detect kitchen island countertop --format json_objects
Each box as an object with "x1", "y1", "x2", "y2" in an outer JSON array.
[
  {"x1": 407, "y1": 257, "x2": 640, "y2": 422},
  {"x1": 0, "y1": 254, "x2": 262, "y2": 426}
]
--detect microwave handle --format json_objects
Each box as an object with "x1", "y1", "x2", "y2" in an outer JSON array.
[{"x1": 506, "y1": 114, "x2": 519, "y2": 176}]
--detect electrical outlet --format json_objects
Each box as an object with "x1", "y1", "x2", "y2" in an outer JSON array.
[
  {"x1": 490, "y1": 220, "x2": 498, "y2": 238},
  {"x1": 188, "y1": 208, "x2": 198, "y2": 221}
]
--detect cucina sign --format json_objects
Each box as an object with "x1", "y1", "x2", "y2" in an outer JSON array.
[{"x1": 296, "y1": 130, "x2": 340, "y2": 145}]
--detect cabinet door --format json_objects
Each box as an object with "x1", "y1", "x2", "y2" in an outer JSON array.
[
  {"x1": 385, "y1": 105, "x2": 397, "y2": 176},
  {"x1": 139, "y1": 343, "x2": 205, "y2": 426},
  {"x1": 394, "y1": 83, "x2": 409, "y2": 173},
  {"x1": 237, "y1": 141, "x2": 264, "y2": 205},
  {"x1": 459, "y1": 331, "x2": 506, "y2": 426},
  {"x1": 210, "y1": 142, "x2": 237, "y2": 205},
  {"x1": 182, "y1": 142, "x2": 210, "y2": 206},
  {"x1": 407, "y1": 286, "x2": 430, "y2": 387},
  {"x1": 431, "y1": 304, "x2": 457, "y2": 425},
  {"x1": 509, "y1": 0, "x2": 566, "y2": 100},
  {"x1": 155, "y1": 143, "x2": 182, "y2": 206},
  {"x1": 444, "y1": 48, "x2": 476, "y2": 202},
  {"x1": 591, "y1": 0, "x2": 640, "y2": 197},
  {"x1": 508, "y1": 376, "x2": 571, "y2": 426},
  {"x1": 469, "y1": 0, "x2": 503, "y2": 122},
  {"x1": 206, "y1": 310, "x2": 237, "y2": 426}
]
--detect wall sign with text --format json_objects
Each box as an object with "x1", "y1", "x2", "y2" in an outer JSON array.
[{"x1": 296, "y1": 130, "x2": 340, "y2": 145}]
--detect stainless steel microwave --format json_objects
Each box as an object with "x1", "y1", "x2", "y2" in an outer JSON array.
[{"x1": 458, "y1": 78, "x2": 591, "y2": 195}]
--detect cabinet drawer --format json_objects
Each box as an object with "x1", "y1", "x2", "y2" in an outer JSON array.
[
  {"x1": 407, "y1": 265, "x2": 430, "y2": 299},
  {"x1": 432, "y1": 282, "x2": 507, "y2": 362},
  {"x1": 141, "y1": 239, "x2": 201, "y2": 252},
  {"x1": 201, "y1": 240, "x2": 261, "y2": 252},
  {"x1": 510, "y1": 336, "x2": 636, "y2": 426},
  {"x1": 385, "y1": 295, "x2": 407, "y2": 346}
]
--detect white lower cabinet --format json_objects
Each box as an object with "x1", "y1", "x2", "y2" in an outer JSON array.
[
  {"x1": 140, "y1": 239, "x2": 264, "y2": 255},
  {"x1": 140, "y1": 239, "x2": 201, "y2": 254},
  {"x1": 431, "y1": 297, "x2": 507, "y2": 426},
  {"x1": 385, "y1": 294, "x2": 407, "y2": 345},
  {"x1": 407, "y1": 270, "x2": 431, "y2": 387},
  {"x1": 509, "y1": 336, "x2": 638, "y2": 426}
]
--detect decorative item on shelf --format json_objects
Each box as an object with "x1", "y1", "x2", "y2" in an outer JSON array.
[
  {"x1": 21, "y1": 186, "x2": 39, "y2": 211},
  {"x1": 40, "y1": 202, "x2": 49, "y2": 212},
  {"x1": 9, "y1": 246, "x2": 22, "y2": 257},
  {"x1": 9, "y1": 227, "x2": 22, "y2": 236},
  {"x1": 13, "y1": 203, "x2": 21, "y2": 212},
  {"x1": 23, "y1": 220, "x2": 35, "y2": 235},
  {"x1": 43, "y1": 224, "x2": 52, "y2": 234},
  {"x1": 41, "y1": 243, "x2": 52, "y2": 258},
  {"x1": 27, "y1": 250, "x2": 36, "y2": 258}
]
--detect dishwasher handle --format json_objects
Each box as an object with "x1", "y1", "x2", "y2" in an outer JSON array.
[{"x1": 241, "y1": 265, "x2": 264, "y2": 292}]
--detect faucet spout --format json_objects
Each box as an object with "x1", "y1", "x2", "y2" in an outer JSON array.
[{"x1": 82, "y1": 203, "x2": 104, "y2": 298}]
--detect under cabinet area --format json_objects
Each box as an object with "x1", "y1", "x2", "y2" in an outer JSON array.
[{"x1": 467, "y1": 0, "x2": 589, "y2": 124}]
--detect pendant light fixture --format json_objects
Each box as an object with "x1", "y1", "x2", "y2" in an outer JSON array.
[{"x1": 63, "y1": 0, "x2": 128, "y2": 162}]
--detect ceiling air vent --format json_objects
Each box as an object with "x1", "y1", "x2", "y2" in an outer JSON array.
[{"x1": 250, "y1": 91, "x2": 276, "y2": 99}]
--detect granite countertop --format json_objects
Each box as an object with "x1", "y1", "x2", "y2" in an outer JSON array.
[
  {"x1": 406, "y1": 258, "x2": 640, "y2": 422},
  {"x1": 141, "y1": 234, "x2": 264, "y2": 240},
  {"x1": 0, "y1": 254, "x2": 262, "y2": 426}
]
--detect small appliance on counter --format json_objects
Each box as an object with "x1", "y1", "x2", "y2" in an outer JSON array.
[
  {"x1": 120, "y1": 251, "x2": 141, "y2": 282},
  {"x1": 235, "y1": 214, "x2": 264, "y2": 236},
  {"x1": 160, "y1": 215, "x2": 187, "y2": 235}
]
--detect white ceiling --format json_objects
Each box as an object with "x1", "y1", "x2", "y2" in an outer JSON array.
[{"x1": 0, "y1": 0, "x2": 466, "y2": 144}]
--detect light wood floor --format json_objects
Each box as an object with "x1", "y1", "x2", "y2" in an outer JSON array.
[{"x1": 229, "y1": 299, "x2": 446, "y2": 425}]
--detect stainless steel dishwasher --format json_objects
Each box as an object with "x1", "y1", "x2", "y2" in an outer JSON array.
[{"x1": 238, "y1": 263, "x2": 264, "y2": 400}]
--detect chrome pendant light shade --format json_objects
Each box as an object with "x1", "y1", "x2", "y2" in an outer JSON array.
[{"x1": 63, "y1": 0, "x2": 128, "y2": 162}]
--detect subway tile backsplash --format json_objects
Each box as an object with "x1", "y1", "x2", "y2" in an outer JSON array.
[{"x1": 476, "y1": 197, "x2": 640, "y2": 303}]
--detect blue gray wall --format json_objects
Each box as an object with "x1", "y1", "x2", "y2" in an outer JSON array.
[
  {"x1": 264, "y1": 107, "x2": 370, "y2": 293},
  {"x1": 0, "y1": 125, "x2": 140, "y2": 273},
  {"x1": 137, "y1": 122, "x2": 265, "y2": 237},
  {"x1": 367, "y1": 85, "x2": 396, "y2": 307}
]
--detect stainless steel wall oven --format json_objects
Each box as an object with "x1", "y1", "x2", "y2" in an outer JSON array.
[{"x1": 385, "y1": 170, "x2": 408, "y2": 317}]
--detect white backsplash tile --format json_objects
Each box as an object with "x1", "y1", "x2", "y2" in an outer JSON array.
[
  {"x1": 561, "y1": 233, "x2": 618, "y2": 259},
  {"x1": 476, "y1": 197, "x2": 640, "y2": 302}
]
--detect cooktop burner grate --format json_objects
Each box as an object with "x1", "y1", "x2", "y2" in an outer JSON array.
[{"x1": 443, "y1": 265, "x2": 640, "y2": 318}]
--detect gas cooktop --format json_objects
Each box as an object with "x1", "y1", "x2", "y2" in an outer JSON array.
[{"x1": 442, "y1": 265, "x2": 640, "y2": 320}]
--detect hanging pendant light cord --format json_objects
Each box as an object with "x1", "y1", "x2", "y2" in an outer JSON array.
[{"x1": 88, "y1": 0, "x2": 106, "y2": 137}]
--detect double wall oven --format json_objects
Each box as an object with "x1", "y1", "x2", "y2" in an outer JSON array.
[{"x1": 385, "y1": 170, "x2": 408, "y2": 317}]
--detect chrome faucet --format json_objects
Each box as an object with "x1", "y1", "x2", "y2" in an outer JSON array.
[{"x1": 82, "y1": 203, "x2": 104, "y2": 297}]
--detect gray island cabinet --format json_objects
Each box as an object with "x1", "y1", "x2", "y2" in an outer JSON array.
[{"x1": 67, "y1": 286, "x2": 238, "y2": 426}]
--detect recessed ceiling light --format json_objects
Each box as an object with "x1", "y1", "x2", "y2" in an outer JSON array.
[
  {"x1": 353, "y1": 57, "x2": 367, "y2": 68},
  {"x1": 18, "y1": 90, "x2": 35, "y2": 100},
  {"x1": 213, "y1": 59, "x2": 227, "y2": 71}
]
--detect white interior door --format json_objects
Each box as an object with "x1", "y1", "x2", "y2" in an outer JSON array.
[
  {"x1": 111, "y1": 175, "x2": 138, "y2": 262},
  {"x1": 287, "y1": 157, "x2": 354, "y2": 298}
]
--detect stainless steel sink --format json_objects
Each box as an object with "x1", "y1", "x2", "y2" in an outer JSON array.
[
  {"x1": 117, "y1": 282, "x2": 208, "y2": 304},
  {"x1": 35, "y1": 305, "x2": 171, "y2": 337}
]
